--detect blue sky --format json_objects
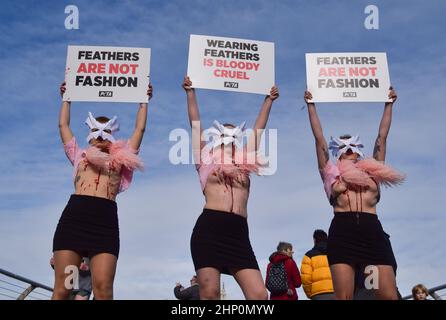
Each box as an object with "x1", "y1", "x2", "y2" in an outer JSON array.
[{"x1": 0, "y1": 0, "x2": 445, "y2": 299}]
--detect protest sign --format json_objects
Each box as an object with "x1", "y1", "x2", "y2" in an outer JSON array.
[
  {"x1": 187, "y1": 34, "x2": 274, "y2": 95},
  {"x1": 306, "y1": 52, "x2": 391, "y2": 102},
  {"x1": 64, "y1": 45, "x2": 151, "y2": 103}
]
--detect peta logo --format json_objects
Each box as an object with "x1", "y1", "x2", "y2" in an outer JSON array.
[
  {"x1": 99, "y1": 91, "x2": 113, "y2": 97},
  {"x1": 343, "y1": 91, "x2": 357, "y2": 98},
  {"x1": 224, "y1": 81, "x2": 239, "y2": 88}
]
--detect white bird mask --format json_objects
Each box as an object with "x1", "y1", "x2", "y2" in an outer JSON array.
[
  {"x1": 85, "y1": 112, "x2": 120, "y2": 143},
  {"x1": 206, "y1": 120, "x2": 247, "y2": 149},
  {"x1": 328, "y1": 135, "x2": 364, "y2": 159}
]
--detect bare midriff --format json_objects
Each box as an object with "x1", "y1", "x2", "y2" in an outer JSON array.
[
  {"x1": 203, "y1": 171, "x2": 250, "y2": 218},
  {"x1": 332, "y1": 177, "x2": 379, "y2": 214},
  {"x1": 73, "y1": 159, "x2": 121, "y2": 201}
]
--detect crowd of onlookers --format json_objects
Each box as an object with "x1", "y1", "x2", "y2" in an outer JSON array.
[
  {"x1": 173, "y1": 229, "x2": 434, "y2": 300},
  {"x1": 48, "y1": 232, "x2": 433, "y2": 301}
]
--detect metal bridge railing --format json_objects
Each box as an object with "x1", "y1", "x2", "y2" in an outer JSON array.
[
  {"x1": 1, "y1": 266, "x2": 444, "y2": 300},
  {"x1": 0, "y1": 268, "x2": 53, "y2": 300}
]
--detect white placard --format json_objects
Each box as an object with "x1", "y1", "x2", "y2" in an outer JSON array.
[
  {"x1": 187, "y1": 34, "x2": 274, "y2": 95},
  {"x1": 306, "y1": 52, "x2": 391, "y2": 102},
  {"x1": 64, "y1": 45, "x2": 150, "y2": 103}
]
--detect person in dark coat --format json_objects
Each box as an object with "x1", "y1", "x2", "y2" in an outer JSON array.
[{"x1": 174, "y1": 275, "x2": 200, "y2": 300}]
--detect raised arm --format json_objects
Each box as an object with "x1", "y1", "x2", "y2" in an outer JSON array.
[
  {"x1": 183, "y1": 77, "x2": 200, "y2": 126},
  {"x1": 129, "y1": 84, "x2": 152, "y2": 150},
  {"x1": 59, "y1": 82, "x2": 74, "y2": 144},
  {"x1": 305, "y1": 90, "x2": 329, "y2": 170},
  {"x1": 183, "y1": 76, "x2": 205, "y2": 152},
  {"x1": 248, "y1": 86, "x2": 279, "y2": 152},
  {"x1": 373, "y1": 87, "x2": 397, "y2": 162}
]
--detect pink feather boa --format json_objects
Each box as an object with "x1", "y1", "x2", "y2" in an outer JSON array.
[
  {"x1": 337, "y1": 158, "x2": 405, "y2": 187},
  {"x1": 84, "y1": 140, "x2": 144, "y2": 171},
  {"x1": 207, "y1": 149, "x2": 264, "y2": 184}
]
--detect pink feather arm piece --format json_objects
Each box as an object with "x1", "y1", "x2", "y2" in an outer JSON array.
[
  {"x1": 109, "y1": 140, "x2": 144, "y2": 171},
  {"x1": 321, "y1": 158, "x2": 406, "y2": 199},
  {"x1": 337, "y1": 159, "x2": 370, "y2": 186},
  {"x1": 210, "y1": 150, "x2": 264, "y2": 182},
  {"x1": 356, "y1": 158, "x2": 405, "y2": 187},
  {"x1": 321, "y1": 161, "x2": 340, "y2": 199},
  {"x1": 84, "y1": 147, "x2": 111, "y2": 171},
  {"x1": 85, "y1": 140, "x2": 144, "y2": 171}
]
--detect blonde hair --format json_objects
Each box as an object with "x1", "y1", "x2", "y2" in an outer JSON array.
[
  {"x1": 277, "y1": 242, "x2": 293, "y2": 252},
  {"x1": 412, "y1": 284, "x2": 429, "y2": 299}
]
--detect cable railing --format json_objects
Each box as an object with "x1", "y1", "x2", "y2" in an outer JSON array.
[
  {"x1": 0, "y1": 268, "x2": 53, "y2": 300},
  {"x1": 1, "y1": 266, "x2": 444, "y2": 300}
]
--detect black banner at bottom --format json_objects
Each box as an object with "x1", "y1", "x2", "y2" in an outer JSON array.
[{"x1": 1, "y1": 299, "x2": 440, "y2": 319}]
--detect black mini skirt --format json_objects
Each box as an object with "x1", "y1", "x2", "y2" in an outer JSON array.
[
  {"x1": 53, "y1": 194, "x2": 119, "y2": 258},
  {"x1": 327, "y1": 212, "x2": 396, "y2": 268},
  {"x1": 190, "y1": 208, "x2": 259, "y2": 275}
]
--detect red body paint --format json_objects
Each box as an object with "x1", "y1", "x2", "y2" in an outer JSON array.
[{"x1": 95, "y1": 169, "x2": 101, "y2": 191}]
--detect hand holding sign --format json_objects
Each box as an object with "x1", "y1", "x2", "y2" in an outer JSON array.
[
  {"x1": 304, "y1": 90, "x2": 313, "y2": 104},
  {"x1": 182, "y1": 76, "x2": 194, "y2": 92},
  {"x1": 147, "y1": 83, "x2": 153, "y2": 100},
  {"x1": 387, "y1": 86, "x2": 397, "y2": 104},
  {"x1": 60, "y1": 82, "x2": 67, "y2": 98},
  {"x1": 267, "y1": 86, "x2": 279, "y2": 101}
]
